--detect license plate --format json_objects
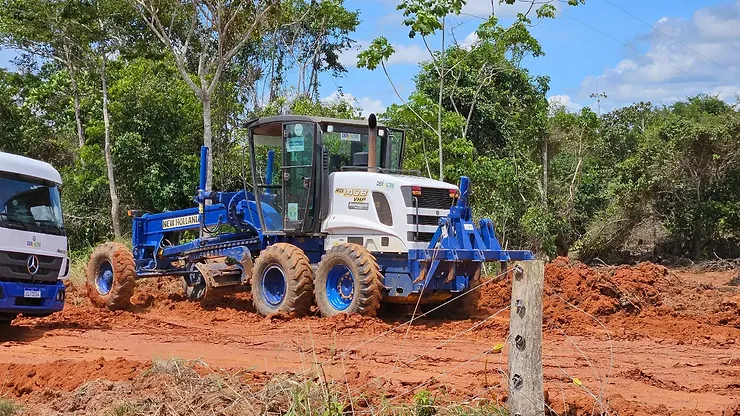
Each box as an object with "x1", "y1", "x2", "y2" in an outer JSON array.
[{"x1": 23, "y1": 289, "x2": 41, "y2": 298}]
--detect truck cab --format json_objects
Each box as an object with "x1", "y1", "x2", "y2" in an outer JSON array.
[{"x1": 0, "y1": 152, "x2": 68, "y2": 323}]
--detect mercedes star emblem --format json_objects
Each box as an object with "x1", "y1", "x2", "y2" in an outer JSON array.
[{"x1": 27, "y1": 255, "x2": 40, "y2": 275}]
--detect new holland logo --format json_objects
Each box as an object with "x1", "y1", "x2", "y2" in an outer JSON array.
[
  {"x1": 27, "y1": 255, "x2": 40, "y2": 275},
  {"x1": 162, "y1": 214, "x2": 200, "y2": 229}
]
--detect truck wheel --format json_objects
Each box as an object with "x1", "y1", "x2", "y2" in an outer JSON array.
[
  {"x1": 86, "y1": 242, "x2": 136, "y2": 310},
  {"x1": 314, "y1": 243, "x2": 382, "y2": 317},
  {"x1": 426, "y1": 267, "x2": 482, "y2": 319},
  {"x1": 251, "y1": 243, "x2": 313, "y2": 317}
]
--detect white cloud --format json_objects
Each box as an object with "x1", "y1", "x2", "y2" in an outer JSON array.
[
  {"x1": 577, "y1": 1, "x2": 740, "y2": 109},
  {"x1": 339, "y1": 41, "x2": 430, "y2": 68},
  {"x1": 322, "y1": 90, "x2": 387, "y2": 117},
  {"x1": 548, "y1": 95, "x2": 582, "y2": 113},
  {"x1": 460, "y1": 31, "x2": 480, "y2": 49}
]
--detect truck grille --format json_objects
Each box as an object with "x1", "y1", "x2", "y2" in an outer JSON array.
[
  {"x1": 408, "y1": 231, "x2": 437, "y2": 243},
  {"x1": 407, "y1": 214, "x2": 442, "y2": 226},
  {"x1": 0, "y1": 251, "x2": 62, "y2": 283},
  {"x1": 415, "y1": 187, "x2": 454, "y2": 209}
]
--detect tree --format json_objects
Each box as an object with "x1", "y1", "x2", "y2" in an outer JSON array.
[
  {"x1": 359, "y1": 0, "x2": 584, "y2": 181},
  {"x1": 0, "y1": 0, "x2": 93, "y2": 147},
  {"x1": 132, "y1": 0, "x2": 278, "y2": 192}
]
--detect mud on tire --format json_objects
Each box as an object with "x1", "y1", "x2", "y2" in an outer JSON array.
[
  {"x1": 251, "y1": 243, "x2": 313, "y2": 317},
  {"x1": 314, "y1": 243, "x2": 383, "y2": 317},
  {"x1": 86, "y1": 242, "x2": 136, "y2": 310}
]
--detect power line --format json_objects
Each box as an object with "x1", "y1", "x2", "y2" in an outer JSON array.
[
  {"x1": 601, "y1": 0, "x2": 735, "y2": 74},
  {"x1": 559, "y1": 10, "x2": 702, "y2": 82}
]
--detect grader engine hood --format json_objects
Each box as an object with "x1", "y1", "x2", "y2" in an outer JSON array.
[{"x1": 321, "y1": 172, "x2": 459, "y2": 253}]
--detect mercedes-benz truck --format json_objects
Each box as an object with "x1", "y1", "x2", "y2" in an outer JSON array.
[{"x1": 0, "y1": 152, "x2": 68, "y2": 324}]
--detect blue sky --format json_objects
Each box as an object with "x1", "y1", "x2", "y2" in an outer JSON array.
[
  {"x1": 318, "y1": 0, "x2": 740, "y2": 115},
  {"x1": 2, "y1": 1, "x2": 738, "y2": 115}
]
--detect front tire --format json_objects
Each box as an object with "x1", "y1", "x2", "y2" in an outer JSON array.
[
  {"x1": 314, "y1": 243, "x2": 382, "y2": 317},
  {"x1": 86, "y1": 242, "x2": 136, "y2": 310},
  {"x1": 251, "y1": 243, "x2": 313, "y2": 317}
]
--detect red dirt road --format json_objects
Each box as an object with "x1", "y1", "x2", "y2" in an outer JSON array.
[{"x1": 1, "y1": 259, "x2": 738, "y2": 415}]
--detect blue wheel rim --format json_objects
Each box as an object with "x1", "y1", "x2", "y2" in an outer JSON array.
[
  {"x1": 326, "y1": 265, "x2": 354, "y2": 311},
  {"x1": 96, "y1": 260, "x2": 114, "y2": 295},
  {"x1": 262, "y1": 265, "x2": 287, "y2": 306}
]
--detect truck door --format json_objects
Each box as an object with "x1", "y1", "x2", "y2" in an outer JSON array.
[{"x1": 282, "y1": 122, "x2": 315, "y2": 232}]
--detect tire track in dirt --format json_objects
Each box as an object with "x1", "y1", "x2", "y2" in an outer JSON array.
[{"x1": 1, "y1": 260, "x2": 738, "y2": 415}]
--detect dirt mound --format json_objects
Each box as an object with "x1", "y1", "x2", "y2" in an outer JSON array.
[
  {"x1": 0, "y1": 358, "x2": 146, "y2": 397},
  {"x1": 477, "y1": 258, "x2": 740, "y2": 343},
  {"x1": 480, "y1": 258, "x2": 670, "y2": 329}
]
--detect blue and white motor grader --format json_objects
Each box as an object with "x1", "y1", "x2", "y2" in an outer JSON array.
[{"x1": 86, "y1": 115, "x2": 532, "y2": 317}]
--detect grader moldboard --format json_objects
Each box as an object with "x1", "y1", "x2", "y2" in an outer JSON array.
[{"x1": 85, "y1": 114, "x2": 533, "y2": 318}]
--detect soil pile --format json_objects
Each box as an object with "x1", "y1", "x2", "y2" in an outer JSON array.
[
  {"x1": 0, "y1": 358, "x2": 146, "y2": 397},
  {"x1": 480, "y1": 258, "x2": 670, "y2": 329}
]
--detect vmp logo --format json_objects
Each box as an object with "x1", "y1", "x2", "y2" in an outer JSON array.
[{"x1": 27, "y1": 255, "x2": 40, "y2": 275}]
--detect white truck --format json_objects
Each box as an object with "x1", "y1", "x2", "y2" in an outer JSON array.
[{"x1": 0, "y1": 152, "x2": 68, "y2": 324}]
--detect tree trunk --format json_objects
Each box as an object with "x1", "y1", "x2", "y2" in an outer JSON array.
[
  {"x1": 437, "y1": 17, "x2": 445, "y2": 181},
  {"x1": 62, "y1": 41, "x2": 84, "y2": 148},
  {"x1": 541, "y1": 136, "x2": 548, "y2": 205},
  {"x1": 100, "y1": 52, "x2": 121, "y2": 239},
  {"x1": 202, "y1": 93, "x2": 213, "y2": 192},
  {"x1": 69, "y1": 68, "x2": 85, "y2": 148}
]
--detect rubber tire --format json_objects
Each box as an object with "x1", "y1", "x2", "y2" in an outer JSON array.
[
  {"x1": 314, "y1": 243, "x2": 383, "y2": 317},
  {"x1": 425, "y1": 266, "x2": 482, "y2": 319},
  {"x1": 251, "y1": 243, "x2": 313, "y2": 317},
  {"x1": 86, "y1": 242, "x2": 136, "y2": 310}
]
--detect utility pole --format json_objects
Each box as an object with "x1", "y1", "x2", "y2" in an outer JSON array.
[
  {"x1": 590, "y1": 92, "x2": 607, "y2": 116},
  {"x1": 508, "y1": 260, "x2": 545, "y2": 416}
]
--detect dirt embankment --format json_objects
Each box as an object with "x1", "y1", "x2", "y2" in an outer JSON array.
[{"x1": 1, "y1": 259, "x2": 738, "y2": 415}]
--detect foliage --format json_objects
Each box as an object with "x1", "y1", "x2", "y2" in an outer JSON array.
[
  {"x1": 0, "y1": 399, "x2": 20, "y2": 416},
  {"x1": 413, "y1": 389, "x2": 436, "y2": 416}
]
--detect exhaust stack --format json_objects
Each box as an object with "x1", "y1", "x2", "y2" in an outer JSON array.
[{"x1": 367, "y1": 113, "x2": 377, "y2": 172}]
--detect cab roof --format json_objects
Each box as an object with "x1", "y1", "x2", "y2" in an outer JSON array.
[
  {"x1": 246, "y1": 115, "x2": 386, "y2": 130},
  {"x1": 0, "y1": 152, "x2": 63, "y2": 184}
]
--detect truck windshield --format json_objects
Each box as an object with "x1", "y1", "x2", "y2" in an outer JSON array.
[{"x1": 0, "y1": 173, "x2": 64, "y2": 236}]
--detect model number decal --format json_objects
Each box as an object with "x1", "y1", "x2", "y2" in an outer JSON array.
[
  {"x1": 335, "y1": 188, "x2": 368, "y2": 197},
  {"x1": 162, "y1": 214, "x2": 199, "y2": 229}
]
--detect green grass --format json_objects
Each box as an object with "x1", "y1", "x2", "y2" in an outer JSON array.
[{"x1": 0, "y1": 398, "x2": 21, "y2": 416}]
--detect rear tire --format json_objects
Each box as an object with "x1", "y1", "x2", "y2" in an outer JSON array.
[
  {"x1": 251, "y1": 243, "x2": 313, "y2": 317},
  {"x1": 86, "y1": 242, "x2": 136, "y2": 310},
  {"x1": 314, "y1": 243, "x2": 382, "y2": 317}
]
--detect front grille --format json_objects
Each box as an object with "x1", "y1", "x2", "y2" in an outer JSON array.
[
  {"x1": 415, "y1": 188, "x2": 454, "y2": 209},
  {"x1": 407, "y1": 214, "x2": 442, "y2": 226},
  {"x1": 0, "y1": 251, "x2": 62, "y2": 283},
  {"x1": 408, "y1": 231, "x2": 437, "y2": 242}
]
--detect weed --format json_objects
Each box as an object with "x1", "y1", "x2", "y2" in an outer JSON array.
[
  {"x1": 106, "y1": 401, "x2": 143, "y2": 416},
  {"x1": 0, "y1": 399, "x2": 20, "y2": 416},
  {"x1": 414, "y1": 390, "x2": 436, "y2": 416}
]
